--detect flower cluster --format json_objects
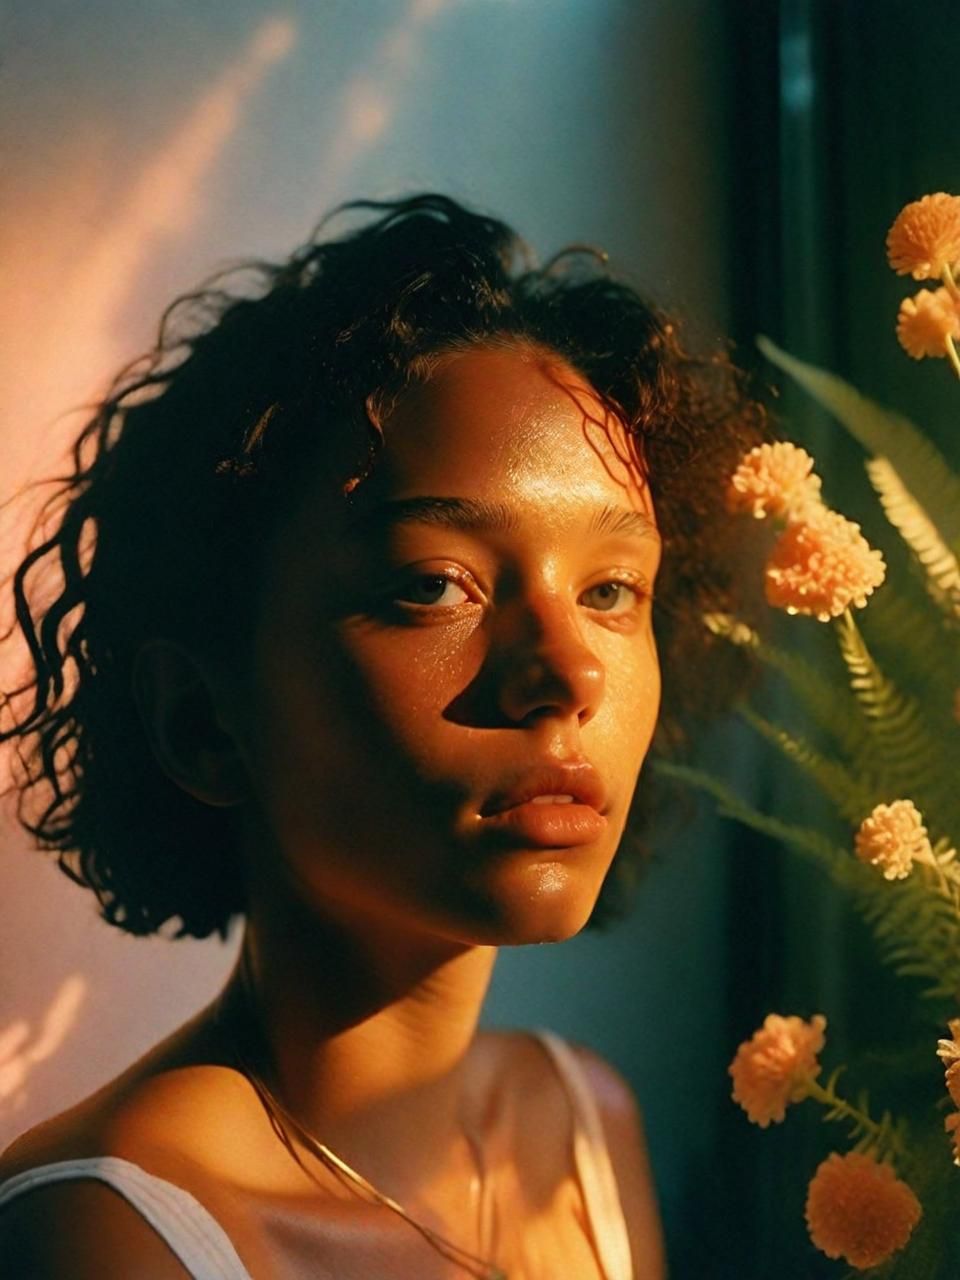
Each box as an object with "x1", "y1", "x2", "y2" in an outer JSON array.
[
  {"x1": 886, "y1": 192, "x2": 960, "y2": 375},
  {"x1": 854, "y1": 800, "x2": 934, "y2": 881},
  {"x1": 727, "y1": 443, "x2": 886, "y2": 620},
  {"x1": 886, "y1": 192, "x2": 960, "y2": 281},
  {"x1": 725, "y1": 441, "x2": 821, "y2": 520},
  {"x1": 729, "y1": 1014, "x2": 922, "y2": 1268},
  {"x1": 765, "y1": 511, "x2": 886, "y2": 621},
  {"x1": 728, "y1": 1011, "x2": 826, "y2": 1126},
  {"x1": 936, "y1": 1020, "x2": 960, "y2": 1166},
  {"x1": 805, "y1": 1152, "x2": 923, "y2": 1271},
  {"x1": 896, "y1": 287, "x2": 960, "y2": 360},
  {"x1": 711, "y1": 193, "x2": 960, "y2": 1272}
]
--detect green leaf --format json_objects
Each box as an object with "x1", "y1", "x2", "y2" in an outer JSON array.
[
  {"x1": 738, "y1": 705, "x2": 880, "y2": 823},
  {"x1": 865, "y1": 456, "x2": 960, "y2": 622},
  {"x1": 757, "y1": 336, "x2": 960, "y2": 549},
  {"x1": 833, "y1": 611, "x2": 960, "y2": 837},
  {"x1": 862, "y1": 586, "x2": 960, "y2": 715},
  {"x1": 651, "y1": 759, "x2": 854, "y2": 876},
  {"x1": 704, "y1": 612, "x2": 871, "y2": 759},
  {"x1": 654, "y1": 759, "x2": 960, "y2": 1010}
]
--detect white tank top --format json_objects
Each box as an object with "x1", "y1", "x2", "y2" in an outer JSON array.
[{"x1": 0, "y1": 1029, "x2": 633, "y2": 1280}]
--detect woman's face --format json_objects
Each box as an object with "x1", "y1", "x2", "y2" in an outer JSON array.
[{"x1": 235, "y1": 345, "x2": 661, "y2": 947}]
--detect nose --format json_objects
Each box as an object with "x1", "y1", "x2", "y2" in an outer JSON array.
[{"x1": 494, "y1": 596, "x2": 605, "y2": 727}]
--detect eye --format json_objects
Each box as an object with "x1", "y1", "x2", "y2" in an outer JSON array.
[
  {"x1": 396, "y1": 573, "x2": 470, "y2": 608},
  {"x1": 579, "y1": 580, "x2": 642, "y2": 614}
]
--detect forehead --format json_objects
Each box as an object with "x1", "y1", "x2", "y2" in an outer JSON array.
[{"x1": 363, "y1": 345, "x2": 651, "y2": 518}]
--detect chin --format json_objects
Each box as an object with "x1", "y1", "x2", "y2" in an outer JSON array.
[{"x1": 451, "y1": 855, "x2": 604, "y2": 946}]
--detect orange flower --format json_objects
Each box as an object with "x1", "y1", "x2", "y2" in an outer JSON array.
[
  {"x1": 946, "y1": 1065, "x2": 960, "y2": 1112},
  {"x1": 805, "y1": 1151, "x2": 922, "y2": 1270},
  {"x1": 936, "y1": 1018, "x2": 960, "y2": 1066},
  {"x1": 765, "y1": 509, "x2": 886, "y2": 621},
  {"x1": 896, "y1": 287, "x2": 960, "y2": 359},
  {"x1": 945, "y1": 1112, "x2": 960, "y2": 1167},
  {"x1": 728, "y1": 1012, "x2": 827, "y2": 1127},
  {"x1": 726, "y1": 442, "x2": 823, "y2": 520},
  {"x1": 936, "y1": 1018, "x2": 960, "y2": 1121},
  {"x1": 854, "y1": 800, "x2": 933, "y2": 880},
  {"x1": 886, "y1": 192, "x2": 960, "y2": 280}
]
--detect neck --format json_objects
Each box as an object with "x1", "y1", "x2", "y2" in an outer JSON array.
[{"x1": 217, "y1": 902, "x2": 498, "y2": 1195}]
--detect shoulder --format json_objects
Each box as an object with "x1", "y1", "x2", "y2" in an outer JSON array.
[
  {"x1": 564, "y1": 1040, "x2": 669, "y2": 1280},
  {"x1": 0, "y1": 1069, "x2": 226, "y2": 1278},
  {"x1": 0, "y1": 1162, "x2": 194, "y2": 1278},
  {"x1": 0, "y1": 1041, "x2": 298, "y2": 1278}
]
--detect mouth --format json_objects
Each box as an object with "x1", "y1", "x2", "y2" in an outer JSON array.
[{"x1": 478, "y1": 760, "x2": 608, "y2": 848}]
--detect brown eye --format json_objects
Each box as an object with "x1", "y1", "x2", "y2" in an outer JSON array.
[
  {"x1": 398, "y1": 574, "x2": 469, "y2": 607},
  {"x1": 580, "y1": 581, "x2": 639, "y2": 613}
]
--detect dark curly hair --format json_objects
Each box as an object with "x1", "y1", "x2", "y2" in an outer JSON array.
[{"x1": 0, "y1": 193, "x2": 766, "y2": 940}]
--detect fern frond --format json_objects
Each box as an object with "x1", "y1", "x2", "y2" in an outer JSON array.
[
  {"x1": 653, "y1": 760, "x2": 960, "y2": 1008},
  {"x1": 757, "y1": 337, "x2": 960, "y2": 549},
  {"x1": 704, "y1": 612, "x2": 870, "y2": 759},
  {"x1": 823, "y1": 1064, "x2": 848, "y2": 1095},
  {"x1": 833, "y1": 611, "x2": 959, "y2": 836},
  {"x1": 851, "y1": 860, "x2": 960, "y2": 1002},
  {"x1": 806, "y1": 1065, "x2": 908, "y2": 1163},
  {"x1": 653, "y1": 759, "x2": 864, "y2": 891},
  {"x1": 738, "y1": 705, "x2": 880, "y2": 823},
  {"x1": 866, "y1": 456, "x2": 960, "y2": 622},
  {"x1": 861, "y1": 585, "x2": 960, "y2": 712}
]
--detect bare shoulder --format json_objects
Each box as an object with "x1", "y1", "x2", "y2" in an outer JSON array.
[
  {"x1": 0, "y1": 1049, "x2": 238, "y2": 1278},
  {"x1": 566, "y1": 1042, "x2": 669, "y2": 1280},
  {"x1": 0, "y1": 1027, "x2": 305, "y2": 1279},
  {"x1": 0, "y1": 1097, "x2": 102, "y2": 1180},
  {"x1": 0, "y1": 1165, "x2": 193, "y2": 1279}
]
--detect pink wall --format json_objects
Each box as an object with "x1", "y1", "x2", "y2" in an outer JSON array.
[{"x1": 0, "y1": 4, "x2": 732, "y2": 1216}]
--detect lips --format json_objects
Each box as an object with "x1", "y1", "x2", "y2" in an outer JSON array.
[
  {"x1": 478, "y1": 761, "x2": 608, "y2": 848},
  {"x1": 481, "y1": 761, "x2": 607, "y2": 817}
]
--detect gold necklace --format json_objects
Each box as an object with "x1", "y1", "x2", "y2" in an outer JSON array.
[{"x1": 217, "y1": 960, "x2": 507, "y2": 1280}]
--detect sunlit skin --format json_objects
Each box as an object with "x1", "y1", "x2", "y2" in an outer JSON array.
[
  {"x1": 195, "y1": 341, "x2": 660, "y2": 1242},
  {"x1": 0, "y1": 344, "x2": 667, "y2": 1277}
]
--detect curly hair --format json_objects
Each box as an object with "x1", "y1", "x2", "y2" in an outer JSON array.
[{"x1": 0, "y1": 193, "x2": 767, "y2": 940}]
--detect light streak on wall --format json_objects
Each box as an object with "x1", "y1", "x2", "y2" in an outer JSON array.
[
  {"x1": 0, "y1": 0, "x2": 455, "y2": 1121},
  {"x1": 0, "y1": 17, "x2": 298, "y2": 1110},
  {"x1": 0, "y1": 975, "x2": 87, "y2": 1112},
  {"x1": 0, "y1": 0, "x2": 460, "y2": 506},
  {"x1": 0, "y1": 15, "x2": 299, "y2": 501},
  {"x1": 0, "y1": 13, "x2": 300, "y2": 716},
  {"x1": 310, "y1": 0, "x2": 452, "y2": 202}
]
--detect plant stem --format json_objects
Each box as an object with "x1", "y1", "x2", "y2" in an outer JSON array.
[{"x1": 798, "y1": 1072, "x2": 906, "y2": 1161}]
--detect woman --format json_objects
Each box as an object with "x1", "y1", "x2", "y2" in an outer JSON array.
[{"x1": 0, "y1": 194, "x2": 761, "y2": 1277}]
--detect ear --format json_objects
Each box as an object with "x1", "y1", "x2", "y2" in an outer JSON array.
[{"x1": 131, "y1": 639, "x2": 249, "y2": 808}]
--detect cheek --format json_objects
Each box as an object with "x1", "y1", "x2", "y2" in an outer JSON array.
[
  {"x1": 248, "y1": 613, "x2": 484, "y2": 810},
  {"x1": 595, "y1": 623, "x2": 661, "y2": 733},
  {"x1": 336, "y1": 613, "x2": 485, "y2": 739},
  {"x1": 240, "y1": 628, "x2": 466, "y2": 896}
]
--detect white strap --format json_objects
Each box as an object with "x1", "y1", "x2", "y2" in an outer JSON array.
[
  {"x1": 0, "y1": 1156, "x2": 253, "y2": 1280},
  {"x1": 532, "y1": 1029, "x2": 634, "y2": 1280}
]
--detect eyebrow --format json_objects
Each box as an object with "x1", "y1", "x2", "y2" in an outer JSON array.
[
  {"x1": 346, "y1": 496, "x2": 660, "y2": 542},
  {"x1": 587, "y1": 503, "x2": 660, "y2": 541}
]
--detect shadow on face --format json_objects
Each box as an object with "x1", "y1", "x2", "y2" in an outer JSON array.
[{"x1": 217, "y1": 344, "x2": 664, "y2": 949}]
